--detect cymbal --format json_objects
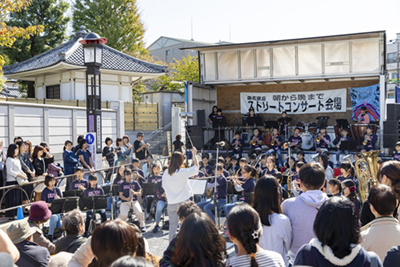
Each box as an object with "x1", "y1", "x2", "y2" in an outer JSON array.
[{"x1": 277, "y1": 117, "x2": 292, "y2": 123}]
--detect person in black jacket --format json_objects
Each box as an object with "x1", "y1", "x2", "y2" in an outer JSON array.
[
  {"x1": 102, "y1": 137, "x2": 115, "y2": 182},
  {"x1": 16, "y1": 141, "x2": 35, "y2": 203},
  {"x1": 32, "y1": 145, "x2": 52, "y2": 176}
]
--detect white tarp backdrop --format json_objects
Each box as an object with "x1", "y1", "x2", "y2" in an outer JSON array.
[{"x1": 240, "y1": 89, "x2": 347, "y2": 114}]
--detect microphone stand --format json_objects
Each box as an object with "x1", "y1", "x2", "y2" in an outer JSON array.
[{"x1": 214, "y1": 142, "x2": 221, "y2": 229}]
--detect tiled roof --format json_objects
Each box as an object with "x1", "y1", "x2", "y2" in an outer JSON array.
[
  {"x1": 4, "y1": 37, "x2": 166, "y2": 75},
  {"x1": 1, "y1": 85, "x2": 26, "y2": 98}
]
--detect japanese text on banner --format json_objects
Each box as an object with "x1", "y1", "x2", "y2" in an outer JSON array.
[{"x1": 240, "y1": 89, "x2": 347, "y2": 114}]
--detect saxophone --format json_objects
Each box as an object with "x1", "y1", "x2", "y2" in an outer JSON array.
[
  {"x1": 363, "y1": 133, "x2": 370, "y2": 146},
  {"x1": 355, "y1": 150, "x2": 380, "y2": 203}
]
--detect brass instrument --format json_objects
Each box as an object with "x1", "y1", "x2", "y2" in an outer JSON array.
[
  {"x1": 363, "y1": 134, "x2": 370, "y2": 146},
  {"x1": 271, "y1": 135, "x2": 276, "y2": 146},
  {"x1": 316, "y1": 133, "x2": 322, "y2": 143},
  {"x1": 355, "y1": 150, "x2": 380, "y2": 203}
]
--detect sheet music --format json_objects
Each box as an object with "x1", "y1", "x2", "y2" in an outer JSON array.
[{"x1": 189, "y1": 180, "x2": 208, "y2": 195}]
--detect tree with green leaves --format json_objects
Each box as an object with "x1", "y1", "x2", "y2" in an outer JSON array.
[
  {"x1": 3, "y1": 0, "x2": 69, "y2": 63},
  {"x1": 0, "y1": 0, "x2": 44, "y2": 88},
  {"x1": 72, "y1": 0, "x2": 147, "y2": 56},
  {"x1": 149, "y1": 54, "x2": 199, "y2": 92}
]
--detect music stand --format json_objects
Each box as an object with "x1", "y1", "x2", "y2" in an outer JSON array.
[
  {"x1": 102, "y1": 185, "x2": 111, "y2": 195},
  {"x1": 79, "y1": 196, "x2": 108, "y2": 211},
  {"x1": 264, "y1": 121, "x2": 279, "y2": 130},
  {"x1": 63, "y1": 190, "x2": 84, "y2": 198},
  {"x1": 336, "y1": 119, "x2": 350, "y2": 130},
  {"x1": 316, "y1": 116, "x2": 330, "y2": 129},
  {"x1": 50, "y1": 197, "x2": 79, "y2": 214},
  {"x1": 339, "y1": 141, "x2": 358, "y2": 151},
  {"x1": 189, "y1": 180, "x2": 208, "y2": 195}
]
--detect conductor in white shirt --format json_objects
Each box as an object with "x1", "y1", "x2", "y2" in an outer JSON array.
[{"x1": 163, "y1": 147, "x2": 199, "y2": 242}]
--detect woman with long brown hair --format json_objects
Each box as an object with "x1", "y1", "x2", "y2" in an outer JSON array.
[
  {"x1": 163, "y1": 147, "x2": 199, "y2": 242},
  {"x1": 172, "y1": 212, "x2": 226, "y2": 267},
  {"x1": 360, "y1": 160, "x2": 400, "y2": 226}
]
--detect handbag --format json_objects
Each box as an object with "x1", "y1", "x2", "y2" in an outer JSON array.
[{"x1": 102, "y1": 159, "x2": 110, "y2": 169}]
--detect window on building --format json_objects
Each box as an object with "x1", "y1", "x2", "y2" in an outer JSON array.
[
  {"x1": 46, "y1": 85, "x2": 60, "y2": 99},
  {"x1": 393, "y1": 73, "x2": 398, "y2": 79},
  {"x1": 388, "y1": 52, "x2": 397, "y2": 64},
  {"x1": 166, "y1": 50, "x2": 170, "y2": 56}
]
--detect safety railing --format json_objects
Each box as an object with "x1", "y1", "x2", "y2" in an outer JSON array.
[{"x1": 0, "y1": 156, "x2": 170, "y2": 214}]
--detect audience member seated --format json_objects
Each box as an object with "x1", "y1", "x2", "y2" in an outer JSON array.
[
  {"x1": 69, "y1": 220, "x2": 138, "y2": 267},
  {"x1": 6, "y1": 220, "x2": 50, "y2": 267},
  {"x1": 55, "y1": 209, "x2": 88, "y2": 254},
  {"x1": 28, "y1": 201, "x2": 56, "y2": 254},
  {"x1": 294, "y1": 196, "x2": 382, "y2": 266},
  {"x1": 226, "y1": 204, "x2": 285, "y2": 266},
  {"x1": 160, "y1": 201, "x2": 202, "y2": 267},
  {"x1": 171, "y1": 212, "x2": 226, "y2": 267},
  {"x1": 130, "y1": 223, "x2": 161, "y2": 266},
  {"x1": 361, "y1": 185, "x2": 400, "y2": 262},
  {"x1": 383, "y1": 246, "x2": 400, "y2": 267}
]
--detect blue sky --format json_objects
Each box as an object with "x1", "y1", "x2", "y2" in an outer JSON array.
[{"x1": 138, "y1": 0, "x2": 400, "y2": 47}]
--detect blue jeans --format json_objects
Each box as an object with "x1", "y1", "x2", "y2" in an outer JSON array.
[
  {"x1": 155, "y1": 200, "x2": 166, "y2": 223},
  {"x1": 224, "y1": 202, "x2": 239, "y2": 217},
  {"x1": 198, "y1": 199, "x2": 226, "y2": 222},
  {"x1": 48, "y1": 214, "x2": 60, "y2": 236},
  {"x1": 336, "y1": 150, "x2": 348, "y2": 166}
]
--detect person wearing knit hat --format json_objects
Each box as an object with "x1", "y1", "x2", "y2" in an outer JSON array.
[
  {"x1": 6, "y1": 220, "x2": 50, "y2": 266},
  {"x1": 28, "y1": 201, "x2": 56, "y2": 254}
]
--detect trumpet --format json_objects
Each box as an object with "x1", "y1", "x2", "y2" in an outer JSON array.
[
  {"x1": 271, "y1": 135, "x2": 276, "y2": 146},
  {"x1": 316, "y1": 133, "x2": 322, "y2": 143}
]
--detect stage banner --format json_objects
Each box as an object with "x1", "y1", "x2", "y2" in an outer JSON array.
[
  {"x1": 350, "y1": 84, "x2": 380, "y2": 122},
  {"x1": 240, "y1": 89, "x2": 347, "y2": 114}
]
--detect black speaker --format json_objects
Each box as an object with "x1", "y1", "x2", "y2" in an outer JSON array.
[
  {"x1": 384, "y1": 134, "x2": 399, "y2": 148},
  {"x1": 386, "y1": 104, "x2": 400, "y2": 121},
  {"x1": 197, "y1": 109, "x2": 206, "y2": 127},
  {"x1": 186, "y1": 125, "x2": 203, "y2": 149},
  {"x1": 384, "y1": 121, "x2": 400, "y2": 135}
]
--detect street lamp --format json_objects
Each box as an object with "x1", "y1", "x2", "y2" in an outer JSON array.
[{"x1": 79, "y1": 32, "x2": 108, "y2": 154}]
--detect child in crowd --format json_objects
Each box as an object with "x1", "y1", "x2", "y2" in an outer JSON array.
[
  {"x1": 225, "y1": 154, "x2": 232, "y2": 171},
  {"x1": 288, "y1": 128, "x2": 303, "y2": 154},
  {"x1": 200, "y1": 154, "x2": 213, "y2": 177},
  {"x1": 226, "y1": 205, "x2": 285, "y2": 266},
  {"x1": 131, "y1": 158, "x2": 146, "y2": 186},
  {"x1": 315, "y1": 126, "x2": 330, "y2": 153},
  {"x1": 342, "y1": 179, "x2": 361, "y2": 215},
  {"x1": 249, "y1": 154, "x2": 259, "y2": 169},
  {"x1": 118, "y1": 169, "x2": 146, "y2": 232},
  {"x1": 197, "y1": 164, "x2": 227, "y2": 222},
  {"x1": 224, "y1": 165, "x2": 256, "y2": 216},
  {"x1": 152, "y1": 173, "x2": 166, "y2": 233},
  {"x1": 172, "y1": 134, "x2": 186, "y2": 153},
  {"x1": 231, "y1": 131, "x2": 243, "y2": 158},
  {"x1": 322, "y1": 150, "x2": 334, "y2": 169},
  {"x1": 70, "y1": 166, "x2": 88, "y2": 191},
  {"x1": 337, "y1": 162, "x2": 355, "y2": 182},
  {"x1": 285, "y1": 156, "x2": 296, "y2": 174},
  {"x1": 334, "y1": 128, "x2": 351, "y2": 167},
  {"x1": 41, "y1": 174, "x2": 62, "y2": 241},
  {"x1": 267, "y1": 128, "x2": 283, "y2": 167},
  {"x1": 142, "y1": 154, "x2": 153, "y2": 179},
  {"x1": 358, "y1": 106, "x2": 370, "y2": 124},
  {"x1": 217, "y1": 157, "x2": 230, "y2": 177},
  {"x1": 393, "y1": 142, "x2": 400, "y2": 161},
  {"x1": 145, "y1": 164, "x2": 162, "y2": 216},
  {"x1": 281, "y1": 162, "x2": 328, "y2": 265},
  {"x1": 83, "y1": 174, "x2": 107, "y2": 235},
  {"x1": 249, "y1": 128, "x2": 263, "y2": 156},
  {"x1": 113, "y1": 165, "x2": 126, "y2": 185},
  {"x1": 362, "y1": 126, "x2": 377, "y2": 152},
  {"x1": 296, "y1": 151, "x2": 307, "y2": 164},
  {"x1": 327, "y1": 178, "x2": 342, "y2": 197},
  {"x1": 261, "y1": 156, "x2": 278, "y2": 177}
]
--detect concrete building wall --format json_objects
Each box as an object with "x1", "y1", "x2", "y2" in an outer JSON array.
[{"x1": 0, "y1": 101, "x2": 119, "y2": 161}]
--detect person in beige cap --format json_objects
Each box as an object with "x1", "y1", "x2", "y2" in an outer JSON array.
[{"x1": 6, "y1": 220, "x2": 50, "y2": 267}]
